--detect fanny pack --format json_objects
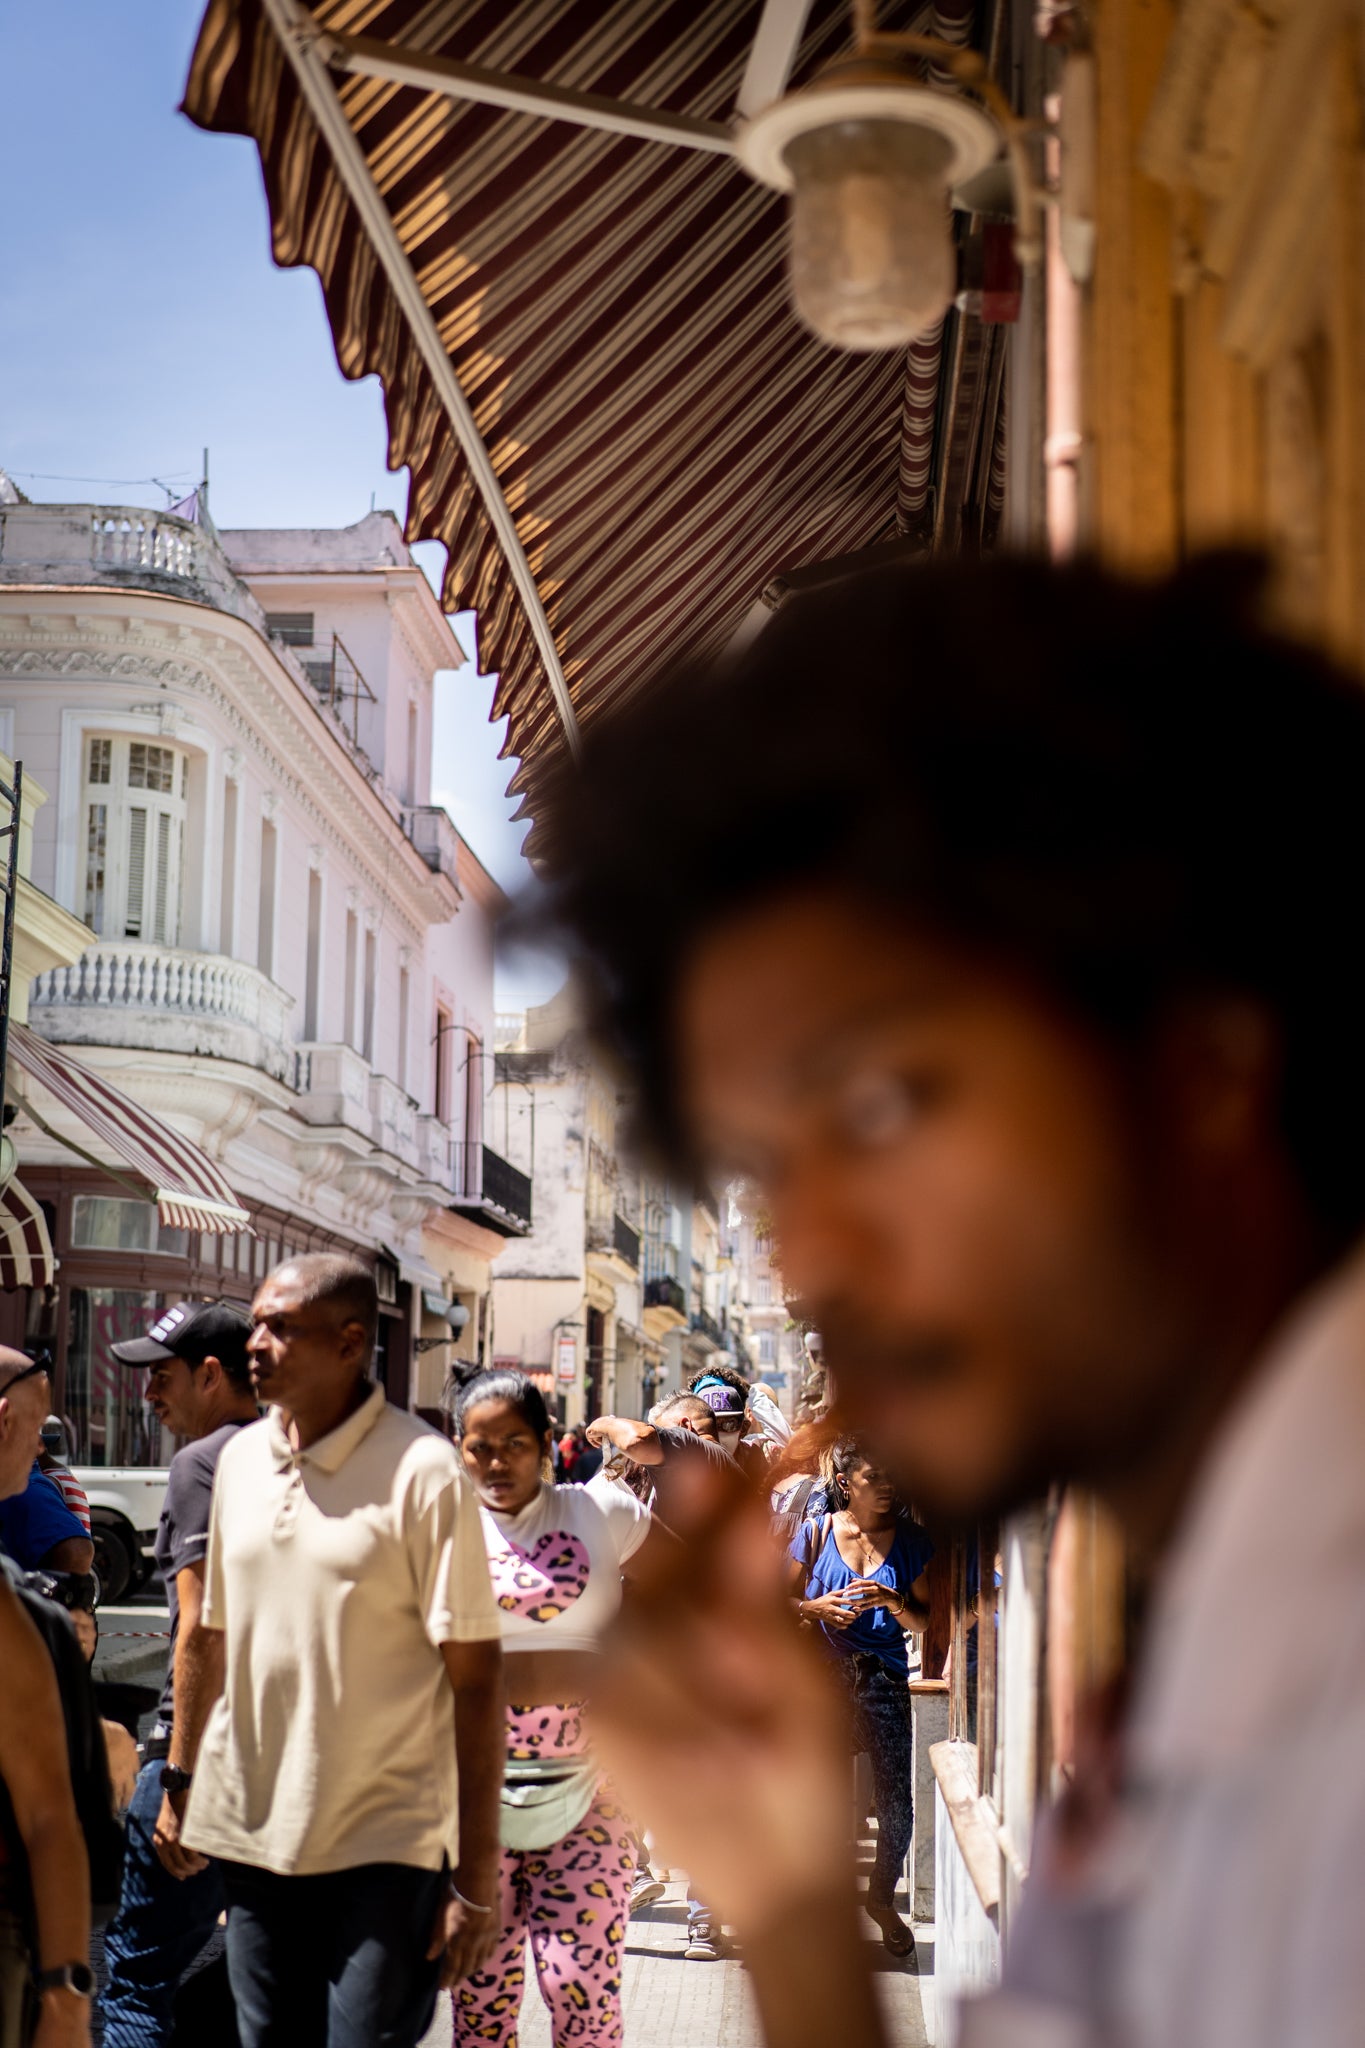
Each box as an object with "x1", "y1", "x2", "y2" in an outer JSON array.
[{"x1": 500, "y1": 1753, "x2": 598, "y2": 1852}]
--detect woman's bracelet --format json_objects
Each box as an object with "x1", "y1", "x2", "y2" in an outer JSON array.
[{"x1": 452, "y1": 1885, "x2": 495, "y2": 1915}]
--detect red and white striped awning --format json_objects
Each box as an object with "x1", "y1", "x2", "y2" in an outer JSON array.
[
  {"x1": 6, "y1": 1024, "x2": 251, "y2": 1235},
  {"x1": 0, "y1": 1175, "x2": 55, "y2": 1291},
  {"x1": 181, "y1": 0, "x2": 978, "y2": 853}
]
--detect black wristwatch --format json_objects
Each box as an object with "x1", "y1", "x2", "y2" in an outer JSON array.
[
  {"x1": 34, "y1": 1962, "x2": 95, "y2": 1999},
  {"x1": 160, "y1": 1764, "x2": 194, "y2": 1795}
]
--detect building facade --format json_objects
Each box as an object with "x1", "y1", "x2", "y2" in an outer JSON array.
[{"x1": 0, "y1": 489, "x2": 528, "y2": 1463}]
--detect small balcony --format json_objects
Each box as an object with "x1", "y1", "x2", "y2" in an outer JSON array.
[
  {"x1": 587, "y1": 1211, "x2": 640, "y2": 1273},
  {"x1": 643, "y1": 1271, "x2": 688, "y2": 1338},
  {"x1": 30, "y1": 944, "x2": 295, "y2": 1083},
  {"x1": 451, "y1": 1141, "x2": 533, "y2": 1237},
  {"x1": 644, "y1": 1274, "x2": 686, "y2": 1317},
  {"x1": 401, "y1": 806, "x2": 463, "y2": 893},
  {"x1": 689, "y1": 1306, "x2": 724, "y2": 1350}
]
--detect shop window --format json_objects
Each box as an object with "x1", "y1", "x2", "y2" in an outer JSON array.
[
  {"x1": 71, "y1": 1195, "x2": 189, "y2": 1259},
  {"x1": 82, "y1": 734, "x2": 189, "y2": 946},
  {"x1": 66, "y1": 1287, "x2": 175, "y2": 1467}
]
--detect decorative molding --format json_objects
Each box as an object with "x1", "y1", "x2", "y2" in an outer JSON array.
[
  {"x1": 0, "y1": 629, "x2": 451, "y2": 937},
  {"x1": 224, "y1": 746, "x2": 243, "y2": 783},
  {"x1": 260, "y1": 790, "x2": 279, "y2": 823},
  {"x1": 308, "y1": 842, "x2": 324, "y2": 872}
]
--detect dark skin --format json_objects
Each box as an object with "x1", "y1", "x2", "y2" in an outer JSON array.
[
  {"x1": 460, "y1": 1396, "x2": 673, "y2": 1706},
  {"x1": 161, "y1": 1273, "x2": 504, "y2": 1987},
  {"x1": 788, "y1": 1454, "x2": 929, "y2": 1954},
  {"x1": 585, "y1": 886, "x2": 1328, "y2": 2048}
]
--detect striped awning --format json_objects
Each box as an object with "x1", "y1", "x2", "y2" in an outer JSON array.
[
  {"x1": 6, "y1": 1024, "x2": 252, "y2": 1234},
  {"x1": 182, "y1": 0, "x2": 942, "y2": 850},
  {"x1": 0, "y1": 1176, "x2": 55, "y2": 1291}
]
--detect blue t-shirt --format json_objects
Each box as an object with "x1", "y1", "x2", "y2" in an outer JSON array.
[
  {"x1": 790, "y1": 1513, "x2": 935, "y2": 1677},
  {"x1": 0, "y1": 1463, "x2": 88, "y2": 1570}
]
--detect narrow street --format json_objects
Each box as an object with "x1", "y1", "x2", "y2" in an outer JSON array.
[{"x1": 419, "y1": 1881, "x2": 933, "y2": 2048}]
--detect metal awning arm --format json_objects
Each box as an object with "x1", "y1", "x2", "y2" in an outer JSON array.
[{"x1": 321, "y1": 29, "x2": 736, "y2": 157}]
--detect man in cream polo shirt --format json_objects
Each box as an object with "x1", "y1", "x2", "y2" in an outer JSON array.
[{"x1": 165, "y1": 1254, "x2": 503, "y2": 2048}]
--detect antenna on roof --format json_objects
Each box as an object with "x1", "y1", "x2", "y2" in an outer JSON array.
[
  {"x1": 370, "y1": 491, "x2": 376, "y2": 513},
  {"x1": 202, "y1": 447, "x2": 210, "y2": 516}
]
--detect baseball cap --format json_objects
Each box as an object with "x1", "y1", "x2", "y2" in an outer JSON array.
[
  {"x1": 693, "y1": 1376, "x2": 747, "y2": 1425},
  {"x1": 111, "y1": 1300, "x2": 251, "y2": 1372}
]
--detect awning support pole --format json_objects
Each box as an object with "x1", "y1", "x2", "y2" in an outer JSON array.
[
  {"x1": 322, "y1": 30, "x2": 735, "y2": 158},
  {"x1": 263, "y1": 0, "x2": 584, "y2": 760}
]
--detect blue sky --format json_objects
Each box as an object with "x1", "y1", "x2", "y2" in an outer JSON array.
[{"x1": 0, "y1": 1, "x2": 561, "y2": 1005}]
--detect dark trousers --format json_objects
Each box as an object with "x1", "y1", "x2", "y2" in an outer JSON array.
[
  {"x1": 848, "y1": 1662, "x2": 915, "y2": 1909},
  {"x1": 102, "y1": 1761, "x2": 229, "y2": 2048},
  {"x1": 221, "y1": 1859, "x2": 445, "y2": 2048}
]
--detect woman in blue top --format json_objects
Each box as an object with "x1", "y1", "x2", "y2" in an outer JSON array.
[{"x1": 788, "y1": 1438, "x2": 933, "y2": 1956}]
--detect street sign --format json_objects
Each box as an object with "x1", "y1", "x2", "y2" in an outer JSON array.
[{"x1": 556, "y1": 1333, "x2": 577, "y2": 1384}]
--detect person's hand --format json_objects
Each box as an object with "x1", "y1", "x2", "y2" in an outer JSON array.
[
  {"x1": 845, "y1": 1578, "x2": 893, "y2": 1613},
  {"x1": 100, "y1": 1720, "x2": 139, "y2": 1811},
  {"x1": 588, "y1": 1463, "x2": 856, "y2": 1939},
  {"x1": 800, "y1": 1588, "x2": 859, "y2": 1630},
  {"x1": 152, "y1": 1788, "x2": 208, "y2": 1879},
  {"x1": 429, "y1": 1868, "x2": 502, "y2": 1986},
  {"x1": 31, "y1": 1990, "x2": 91, "y2": 2048},
  {"x1": 584, "y1": 1418, "x2": 609, "y2": 1447}
]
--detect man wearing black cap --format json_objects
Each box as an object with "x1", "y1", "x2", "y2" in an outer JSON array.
[{"x1": 100, "y1": 1301, "x2": 256, "y2": 2048}]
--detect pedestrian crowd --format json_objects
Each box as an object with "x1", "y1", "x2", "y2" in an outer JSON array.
[
  {"x1": 0, "y1": 1253, "x2": 930, "y2": 2048},
  {"x1": 8, "y1": 548, "x2": 1362, "y2": 2048}
]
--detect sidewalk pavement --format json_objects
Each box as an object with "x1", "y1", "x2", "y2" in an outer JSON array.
[
  {"x1": 420, "y1": 1879, "x2": 933, "y2": 2047},
  {"x1": 94, "y1": 1600, "x2": 172, "y2": 1692}
]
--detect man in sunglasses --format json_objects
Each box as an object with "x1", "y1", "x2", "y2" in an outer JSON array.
[{"x1": 0, "y1": 1354, "x2": 92, "y2": 1578}]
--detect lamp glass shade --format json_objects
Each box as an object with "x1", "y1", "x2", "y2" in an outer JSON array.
[{"x1": 784, "y1": 118, "x2": 955, "y2": 351}]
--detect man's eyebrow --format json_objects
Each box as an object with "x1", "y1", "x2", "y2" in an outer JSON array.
[{"x1": 789, "y1": 987, "x2": 954, "y2": 1090}]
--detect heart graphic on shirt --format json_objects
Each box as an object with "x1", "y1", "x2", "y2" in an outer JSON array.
[{"x1": 492, "y1": 1531, "x2": 590, "y2": 1622}]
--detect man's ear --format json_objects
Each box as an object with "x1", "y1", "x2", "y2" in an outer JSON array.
[
  {"x1": 338, "y1": 1319, "x2": 370, "y2": 1370},
  {"x1": 198, "y1": 1353, "x2": 224, "y2": 1392}
]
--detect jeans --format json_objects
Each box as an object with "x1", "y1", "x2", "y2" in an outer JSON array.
[
  {"x1": 847, "y1": 1660, "x2": 915, "y2": 1909},
  {"x1": 221, "y1": 1859, "x2": 445, "y2": 2048},
  {"x1": 102, "y1": 1760, "x2": 228, "y2": 2048}
]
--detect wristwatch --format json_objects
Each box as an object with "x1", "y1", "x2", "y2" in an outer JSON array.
[
  {"x1": 160, "y1": 1764, "x2": 194, "y2": 1795},
  {"x1": 34, "y1": 1963, "x2": 95, "y2": 1999}
]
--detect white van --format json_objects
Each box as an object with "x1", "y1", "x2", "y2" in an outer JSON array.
[{"x1": 75, "y1": 1466, "x2": 167, "y2": 1601}]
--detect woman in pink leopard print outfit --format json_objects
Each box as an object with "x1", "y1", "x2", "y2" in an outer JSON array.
[{"x1": 452, "y1": 1369, "x2": 662, "y2": 2046}]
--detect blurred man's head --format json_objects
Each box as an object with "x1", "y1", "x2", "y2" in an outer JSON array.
[
  {"x1": 112, "y1": 1301, "x2": 255, "y2": 1441},
  {"x1": 550, "y1": 556, "x2": 1365, "y2": 1522},
  {"x1": 652, "y1": 1393, "x2": 721, "y2": 1443},
  {"x1": 249, "y1": 1255, "x2": 378, "y2": 1414},
  {"x1": 0, "y1": 1351, "x2": 50, "y2": 1500}
]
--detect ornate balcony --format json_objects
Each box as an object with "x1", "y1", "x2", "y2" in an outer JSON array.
[
  {"x1": 31, "y1": 944, "x2": 295, "y2": 1082},
  {"x1": 0, "y1": 502, "x2": 259, "y2": 626},
  {"x1": 644, "y1": 1274, "x2": 686, "y2": 1317}
]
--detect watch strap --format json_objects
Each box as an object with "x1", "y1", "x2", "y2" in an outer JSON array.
[{"x1": 34, "y1": 1962, "x2": 94, "y2": 1998}]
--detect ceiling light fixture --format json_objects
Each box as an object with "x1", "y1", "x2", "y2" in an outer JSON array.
[{"x1": 736, "y1": 0, "x2": 1041, "y2": 352}]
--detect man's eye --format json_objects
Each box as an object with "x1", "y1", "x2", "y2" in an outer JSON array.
[{"x1": 835, "y1": 1072, "x2": 921, "y2": 1149}]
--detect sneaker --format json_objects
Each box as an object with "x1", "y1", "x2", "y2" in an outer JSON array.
[
  {"x1": 685, "y1": 1925, "x2": 721, "y2": 1960},
  {"x1": 630, "y1": 1873, "x2": 666, "y2": 1913}
]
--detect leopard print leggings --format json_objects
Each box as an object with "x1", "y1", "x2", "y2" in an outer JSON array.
[{"x1": 451, "y1": 1786, "x2": 635, "y2": 2047}]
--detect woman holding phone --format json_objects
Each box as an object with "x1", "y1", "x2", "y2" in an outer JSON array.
[{"x1": 788, "y1": 1438, "x2": 933, "y2": 1956}]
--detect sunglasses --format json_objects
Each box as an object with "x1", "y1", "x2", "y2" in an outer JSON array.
[{"x1": 0, "y1": 1357, "x2": 49, "y2": 1396}]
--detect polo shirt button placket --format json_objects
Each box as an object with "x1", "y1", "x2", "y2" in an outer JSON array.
[{"x1": 274, "y1": 1461, "x2": 305, "y2": 1541}]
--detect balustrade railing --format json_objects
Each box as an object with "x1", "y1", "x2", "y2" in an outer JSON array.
[
  {"x1": 91, "y1": 511, "x2": 199, "y2": 579},
  {"x1": 33, "y1": 944, "x2": 293, "y2": 1043}
]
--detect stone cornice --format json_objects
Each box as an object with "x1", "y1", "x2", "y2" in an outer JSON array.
[{"x1": 0, "y1": 594, "x2": 459, "y2": 937}]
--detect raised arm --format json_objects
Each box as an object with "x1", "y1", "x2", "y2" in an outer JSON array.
[{"x1": 585, "y1": 1415, "x2": 665, "y2": 1466}]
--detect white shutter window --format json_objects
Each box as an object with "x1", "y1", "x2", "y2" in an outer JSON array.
[
  {"x1": 84, "y1": 735, "x2": 191, "y2": 947},
  {"x1": 152, "y1": 811, "x2": 172, "y2": 943},
  {"x1": 124, "y1": 808, "x2": 148, "y2": 937},
  {"x1": 84, "y1": 803, "x2": 107, "y2": 933}
]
